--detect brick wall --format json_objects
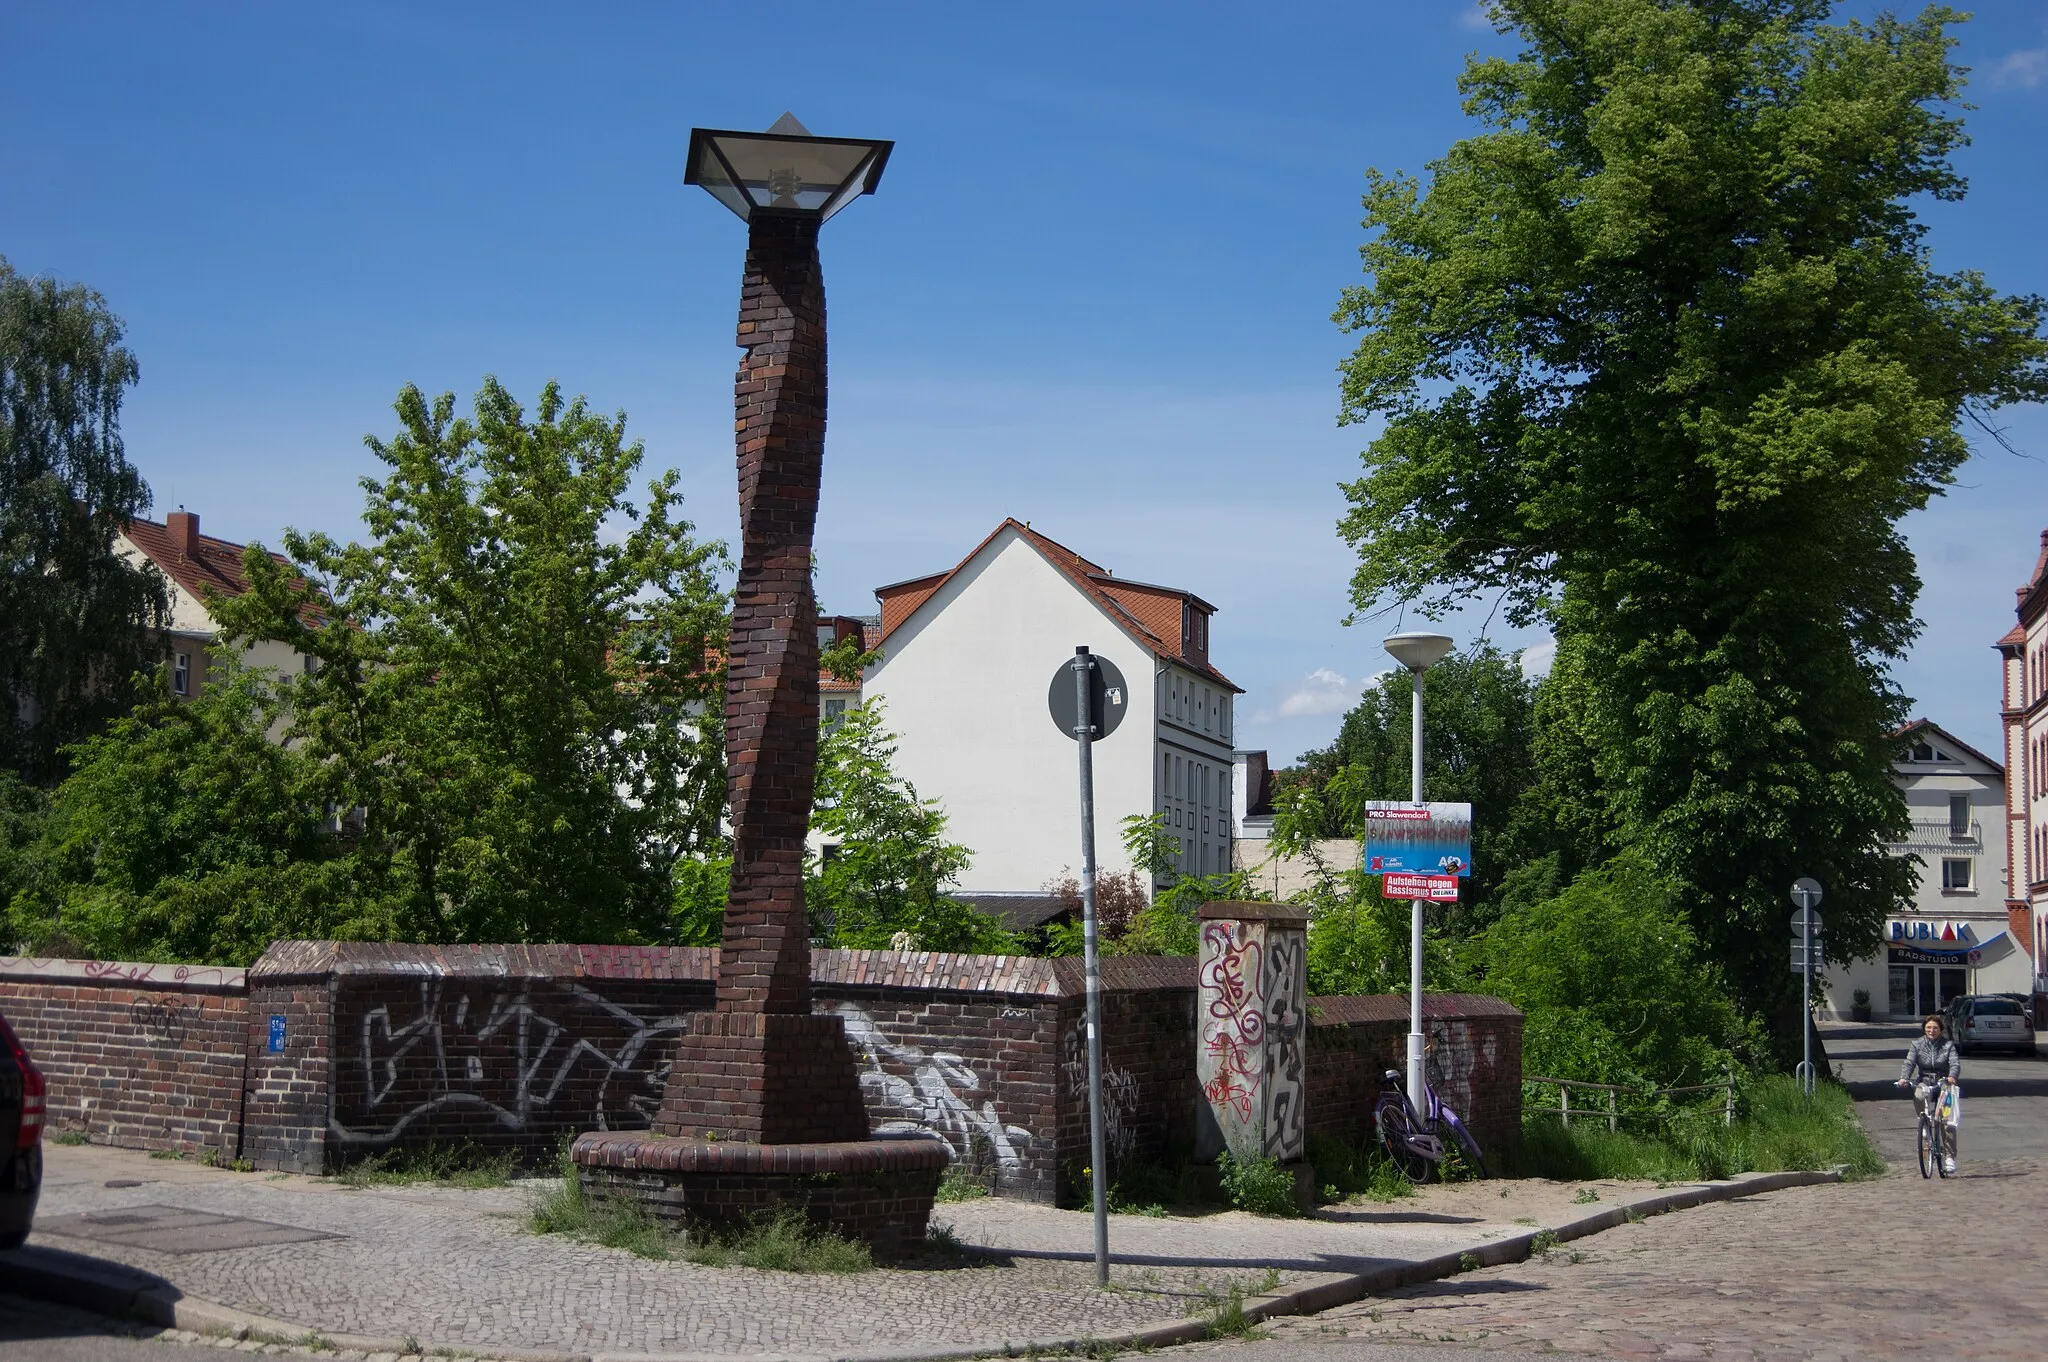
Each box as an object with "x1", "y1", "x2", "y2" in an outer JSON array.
[
  {"x1": 0, "y1": 957, "x2": 248, "y2": 1159},
  {"x1": 1307, "y1": 993, "x2": 1525, "y2": 1164},
  {"x1": 2, "y1": 944, "x2": 1524, "y2": 1196}
]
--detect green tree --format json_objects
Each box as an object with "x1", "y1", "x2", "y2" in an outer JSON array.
[
  {"x1": 1332, "y1": 1, "x2": 2048, "y2": 1028},
  {"x1": 1278, "y1": 643, "x2": 1539, "y2": 925},
  {"x1": 0, "y1": 258, "x2": 168, "y2": 782},
  {"x1": 1479, "y1": 854, "x2": 1760, "y2": 1091},
  {"x1": 806, "y1": 699, "x2": 1013, "y2": 953},
  {"x1": 3, "y1": 664, "x2": 377, "y2": 964},
  {"x1": 214, "y1": 378, "x2": 730, "y2": 946}
]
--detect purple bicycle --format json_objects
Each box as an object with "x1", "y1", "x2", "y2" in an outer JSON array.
[{"x1": 1374, "y1": 1050, "x2": 1487, "y2": 1182}]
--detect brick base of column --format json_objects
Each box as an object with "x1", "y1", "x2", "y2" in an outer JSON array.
[
  {"x1": 572, "y1": 1130, "x2": 950, "y2": 1260},
  {"x1": 651, "y1": 1010, "x2": 869, "y2": 1145}
]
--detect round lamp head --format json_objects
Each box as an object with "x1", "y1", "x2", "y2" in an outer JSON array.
[
  {"x1": 685, "y1": 112, "x2": 893, "y2": 223},
  {"x1": 1383, "y1": 631, "x2": 1456, "y2": 672}
]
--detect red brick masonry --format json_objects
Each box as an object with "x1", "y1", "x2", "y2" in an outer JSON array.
[{"x1": 0, "y1": 946, "x2": 1522, "y2": 1197}]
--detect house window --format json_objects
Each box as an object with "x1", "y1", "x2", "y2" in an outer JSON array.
[
  {"x1": 822, "y1": 697, "x2": 848, "y2": 730},
  {"x1": 1941, "y1": 858, "x2": 1973, "y2": 891},
  {"x1": 1948, "y1": 795, "x2": 1971, "y2": 839},
  {"x1": 1910, "y1": 741, "x2": 1935, "y2": 762},
  {"x1": 172, "y1": 652, "x2": 190, "y2": 696}
]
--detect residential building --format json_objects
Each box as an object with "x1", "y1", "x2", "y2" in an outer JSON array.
[
  {"x1": 852, "y1": 519, "x2": 1241, "y2": 894},
  {"x1": 115, "y1": 509, "x2": 310, "y2": 697},
  {"x1": 1997, "y1": 528, "x2": 2048, "y2": 1001},
  {"x1": 1228, "y1": 748, "x2": 1363, "y2": 898},
  {"x1": 1825, "y1": 720, "x2": 2024, "y2": 1020}
]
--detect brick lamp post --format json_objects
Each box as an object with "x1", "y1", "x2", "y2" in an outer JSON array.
[{"x1": 570, "y1": 115, "x2": 948, "y2": 1255}]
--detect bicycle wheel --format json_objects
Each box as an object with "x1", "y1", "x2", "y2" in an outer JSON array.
[
  {"x1": 1936, "y1": 1122, "x2": 1954, "y2": 1179},
  {"x1": 1448, "y1": 1118, "x2": 1489, "y2": 1180},
  {"x1": 1376, "y1": 1100, "x2": 1437, "y2": 1184},
  {"x1": 1917, "y1": 1116, "x2": 1934, "y2": 1179}
]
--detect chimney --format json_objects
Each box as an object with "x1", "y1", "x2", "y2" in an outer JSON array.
[{"x1": 167, "y1": 510, "x2": 200, "y2": 558}]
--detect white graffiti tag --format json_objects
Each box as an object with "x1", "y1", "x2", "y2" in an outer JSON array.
[
  {"x1": 335, "y1": 980, "x2": 691, "y2": 1147},
  {"x1": 833, "y1": 1002, "x2": 1033, "y2": 1175}
]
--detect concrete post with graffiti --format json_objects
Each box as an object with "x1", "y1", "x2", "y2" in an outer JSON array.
[{"x1": 1195, "y1": 901, "x2": 1309, "y2": 1165}]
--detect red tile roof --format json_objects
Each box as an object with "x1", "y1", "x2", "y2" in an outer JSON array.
[
  {"x1": 873, "y1": 518, "x2": 1239, "y2": 690},
  {"x1": 121, "y1": 513, "x2": 300, "y2": 622}
]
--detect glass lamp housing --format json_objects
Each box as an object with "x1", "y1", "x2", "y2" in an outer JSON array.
[{"x1": 685, "y1": 114, "x2": 892, "y2": 222}]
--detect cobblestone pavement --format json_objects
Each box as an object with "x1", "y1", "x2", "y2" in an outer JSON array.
[
  {"x1": 1183, "y1": 1024, "x2": 2048, "y2": 1362},
  {"x1": 18, "y1": 1143, "x2": 1643, "y2": 1358}
]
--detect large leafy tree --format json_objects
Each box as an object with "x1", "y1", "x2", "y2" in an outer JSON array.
[
  {"x1": 0, "y1": 258, "x2": 168, "y2": 782},
  {"x1": 215, "y1": 378, "x2": 729, "y2": 945},
  {"x1": 1333, "y1": 1, "x2": 2048, "y2": 1025}
]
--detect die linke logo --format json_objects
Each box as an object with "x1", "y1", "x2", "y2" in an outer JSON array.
[{"x1": 1888, "y1": 920, "x2": 1976, "y2": 944}]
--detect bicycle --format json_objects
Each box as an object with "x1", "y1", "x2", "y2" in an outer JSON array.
[
  {"x1": 1374, "y1": 1054, "x2": 1487, "y2": 1183},
  {"x1": 1904, "y1": 1077, "x2": 1958, "y2": 1180}
]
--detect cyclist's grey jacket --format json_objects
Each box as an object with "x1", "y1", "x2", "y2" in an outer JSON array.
[{"x1": 1901, "y1": 1036, "x2": 1960, "y2": 1084}]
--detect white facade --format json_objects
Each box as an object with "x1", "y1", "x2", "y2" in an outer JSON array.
[
  {"x1": 114, "y1": 511, "x2": 310, "y2": 704},
  {"x1": 1822, "y1": 722, "x2": 2028, "y2": 1019},
  {"x1": 857, "y1": 521, "x2": 1239, "y2": 895}
]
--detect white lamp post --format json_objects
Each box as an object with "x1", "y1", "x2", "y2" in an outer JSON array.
[{"x1": 1383, "y1": 631, "x2": 1455, "y2": 1111}]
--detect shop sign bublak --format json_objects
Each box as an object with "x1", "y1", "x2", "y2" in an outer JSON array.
[
  {"x1": 1384, "y1": 872, "x2": 1460, "y2": 902},
  {"x1": 1363, "y1": 801, "x2": 1474, "y2": 878}
]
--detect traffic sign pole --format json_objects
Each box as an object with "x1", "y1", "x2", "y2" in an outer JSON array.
[
  {"x1": 1070, "y1": 648, "x2": 1109, "y2": 1289},
  {"x1": 1791, "y1": 879, "x2": 1824, "y2": 1096}
]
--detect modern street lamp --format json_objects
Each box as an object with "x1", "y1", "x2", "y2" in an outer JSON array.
[{"x1": 1383, "y1": 631, "x2": 1455, "y2": 1112}]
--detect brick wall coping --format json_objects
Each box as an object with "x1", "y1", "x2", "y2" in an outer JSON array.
[
  {"x1": 0, "y1": 956, "x2": 247, "y2": 995},
  {"x1": 572, "y1": 1129, "x2": 953, "y2": 1174},
  {"x1": 1311, "y1": 993, "x2": 1525, "y2": 1025},
  {"x1": 1197, "y1": 900, "x2": 1311, "y2": 923},
  {"x1": 245, "y1": 941, "x2": 1202, "y2": 998}
]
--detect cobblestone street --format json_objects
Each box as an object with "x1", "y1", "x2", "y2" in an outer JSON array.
[{"x1": 1188, "y1": 1022, "x2": 2048, "y2": 1361}]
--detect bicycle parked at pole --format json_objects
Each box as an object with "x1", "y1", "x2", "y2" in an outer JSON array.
[
  {"x1": 1375, "y1": 1035, "x2": 1487, "y2": 1181},
  {"x1": 1895, "y1": 1011, "x2": 1961, "y2": 1179}
]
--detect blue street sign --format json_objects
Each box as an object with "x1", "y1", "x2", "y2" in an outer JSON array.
[{"x1": 268, "y1": 1014, "x2": 287, "y2": 1053}]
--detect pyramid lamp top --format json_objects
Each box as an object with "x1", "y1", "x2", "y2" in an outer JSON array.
[{"x1": 685, "y1": 113, "x2": 893, "y2": 223}]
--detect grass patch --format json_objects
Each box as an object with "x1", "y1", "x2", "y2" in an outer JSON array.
[
  {"x1": 1503, "y1": 1076, "x2": 1881, "y2": 1182},
  {"x1": 527, "y1": 1144, "x2": 870, "y2": 1271},
  {"x1": 1192, "y1": 1269, "x2": 1280, "y2": 1339},
  {"x1": 1306, "y1": 1131, "x2": 1414, "y2": 1204},
  {"x1": 935, "y1": 1160, "x2": 988, "y2": 1203},
  {"x1": 337, "y1": 1142, "x2": 517, "y2": 1189},
  {"x1": 1217, "y1": 1150, "x2": 1298, "y2": 1217},
  {"x1": 684, "y1": 1208, "x2": 872, "y2": 1273},
  {"x1": 50, "y1": 1130, "x2": 88, "y2": 1146}
]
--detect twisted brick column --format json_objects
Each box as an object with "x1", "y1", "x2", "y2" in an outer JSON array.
[
  {"x1": 649, "y1": 211, "x2": 868, "y2": 1145},
  {"x1": 720, "y1": 211, "x2": 826, "y2": 1017}
]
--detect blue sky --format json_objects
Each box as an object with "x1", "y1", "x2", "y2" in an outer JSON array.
[{"x1": 4, "y1": 2, "x2": 2044, "y2": 767}]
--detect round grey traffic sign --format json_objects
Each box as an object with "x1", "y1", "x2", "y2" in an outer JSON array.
[
  {"x1": 1048, "y1": 651, "x2": 1128, "y2": 741},
  {"x1": 1790, "y1": 877, "x2": 1823, "y2": 910}
]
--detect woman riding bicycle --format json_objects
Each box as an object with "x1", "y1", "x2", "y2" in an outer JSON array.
[{"x1": 1895, "y1": 1013, "x2": 1961, "y2": 1175}]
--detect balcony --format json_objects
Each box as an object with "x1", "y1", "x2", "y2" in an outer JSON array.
[{"x1": 1885, "y1": 819, "x2": 1982, "y2": 856}]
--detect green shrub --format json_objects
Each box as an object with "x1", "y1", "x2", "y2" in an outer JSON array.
[
  {"x1": 1306, "y1": 1131, "x2": 1414, "y2": 1203},
  {"x1": 1217, "y1": 1150, "x2": 1298, "y2": 1217},
  {"x1": 337, "y1": 1141, "x2": 515, "y2": 1189},
  {"x1": 685, "y1": 1209, "x2": 872, "y2": 1273}
]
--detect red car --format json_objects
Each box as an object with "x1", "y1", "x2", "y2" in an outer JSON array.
[{"x1": 0, "y1": 1008, "x2": 44, "y2": 1249}]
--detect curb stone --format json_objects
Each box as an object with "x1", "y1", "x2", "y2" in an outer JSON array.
[{"x1": 1, "y1": 1169, "x2": 1839, "y2": 1362}]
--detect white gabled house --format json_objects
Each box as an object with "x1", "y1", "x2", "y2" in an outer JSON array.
[
  {"x1": 114, "y1": 509, "x2": 312, "y2": 699},
  {"x1": 851, "y1": 519, "x2": 1242, "y2": 895}
]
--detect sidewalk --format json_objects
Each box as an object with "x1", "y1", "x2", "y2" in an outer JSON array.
[{"x1": 4, "y1": 1144, "x2": 1834, "y2": 1362}]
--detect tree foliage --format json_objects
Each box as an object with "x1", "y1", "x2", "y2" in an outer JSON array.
[
  {"x1": 3, "y1": 664, "x2": 378, "y2": 963},
  {"x1": 0, "y1": 258, "x2": 168, "y2": 782},
  {"x1": 1277, "y1": 643, "x2": 1539, "y2": 925},
  {"x1": 807, "y1": 699, "x2": 1013, "y2": 953},
  {"x1": 1333, "y1": 0, "x2": 2048, "y2": 1020},
  {"x1": 213, "y1": 377, "x2": 730, "y2": 946}
]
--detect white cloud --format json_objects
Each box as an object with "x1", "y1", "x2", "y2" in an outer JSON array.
[
  {"x1": 1458, "y1": 4, "x2": 1495, "y2": 32},
  {"x1": 1276, "y1": 667, "x2": 1358, "y2": 719},
  {"x1": 1992, "y1": 47, "x2": 2048, "y2": 88},
  {"x1": 1518, "y1": 637, "x2": 1557, "y2": 679}
]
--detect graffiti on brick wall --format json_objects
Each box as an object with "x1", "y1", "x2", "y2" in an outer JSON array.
[
  {"x1": 834, "y1": 1002, "x2": 1036, "y2": 1176},
  {"x1": 1261, "y1": 930, "x2": 1306, "y2": 1161},
  {"x1": 332, "y1": 980, "x2": 692, "y2": 1146},
  {"x1": 130, "y1": 996, "x2": 195, "y2": 1046},
  {"x1": 1058, "y1": 1018, "x2": 1141, "y2": 1168}
]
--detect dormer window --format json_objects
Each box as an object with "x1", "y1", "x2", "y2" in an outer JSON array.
[{"x1": 1909, "y1": 741, "x2": 1936, "y2": 762}]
